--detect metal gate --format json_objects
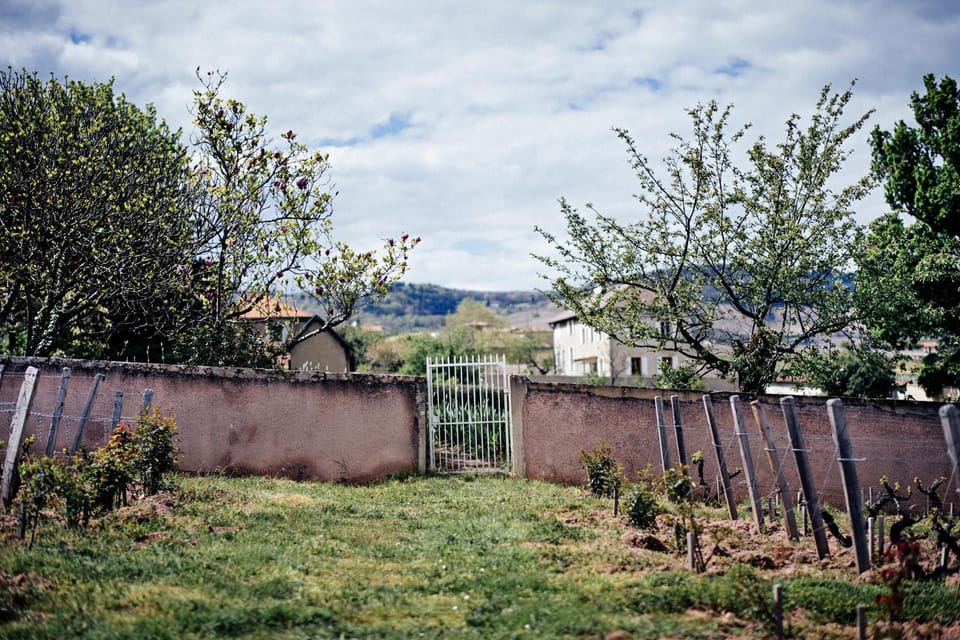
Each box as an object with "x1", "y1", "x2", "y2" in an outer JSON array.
[{"x1": 426, "y1": 354, "x2": 512, "y2": 474}]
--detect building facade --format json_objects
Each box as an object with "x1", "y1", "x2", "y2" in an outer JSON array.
[{"x1": 548, "y1": 309, "x2": 680, "y2": 382}]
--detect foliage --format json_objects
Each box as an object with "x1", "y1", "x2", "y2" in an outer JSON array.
[
  {"x1": 624, "y1": 467, "x2": 661, "y2": 531},
  {"x1": 861, "y1": 74, "x2": 960, "y2": 397},
  {"x1": 655, "y1": 359, "x2": 706, "y2": 391},
  {"x1": 181, "y1": 69, "x2": 419, "y2": 366},
  {"x1": 14, "y1": 438, "x2": 59, "y2": 548},
  {"x1": 796, "y1": 340, "x2": 902, "y2": 398},
  {"x1": 582, "y1": 370, "x2": 606, "y2": 385},
  {"x1": 0, "y1": 68, "x2": 194, "y2": 357},
  {"x1": 395, "y1": 328, "x2": 485, "y2": 376},
  {"x1": 536, "y1": 83, "x2": 873, "y2": 393},
  {"x1": 88, "y1": 425, "x2": 137, "y2": 511},
  {"x1": 334, "y1": 282, "x2": 553, "y2": 333},
  {"x1": 337, "y1": 323, "x2": 386, "y2": 372},
  {"x1": 133, "y1": 408, "x2": 179, "y2": 495},
  {"x1": 579, "y1": 441, "x2": 622, "y2": 498}
]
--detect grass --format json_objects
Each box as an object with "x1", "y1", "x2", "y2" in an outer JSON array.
[{"x1": 1, "y1": 473, "x2": 959, "y2": 639}]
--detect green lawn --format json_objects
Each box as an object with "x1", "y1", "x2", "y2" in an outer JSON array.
[{"x1": 1, "y1": 473, "x2": 957, "y2": 639}]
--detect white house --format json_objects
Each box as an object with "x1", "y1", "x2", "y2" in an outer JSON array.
[{"x1": 548, "y1": 308, "x2": 681, "y2": 382}]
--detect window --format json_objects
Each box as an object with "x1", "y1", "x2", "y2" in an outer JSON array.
[
  {"x1": 630, "y1": 357, "x2": 643, "y2": 376},
  {"x1": 659, "y1": 321, "x2": 671, "y2": 339}
]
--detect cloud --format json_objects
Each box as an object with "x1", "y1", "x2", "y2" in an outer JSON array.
[{"x1": 1, "y1": 1, "x2": 957, "y2": 290}]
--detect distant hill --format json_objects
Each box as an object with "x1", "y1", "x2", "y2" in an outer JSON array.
[{"x1": 290, "y1": 283, "x2": 561, "y2": 333}]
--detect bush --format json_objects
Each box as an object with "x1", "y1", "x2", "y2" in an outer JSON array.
[
  {"x1": 625, "y1": 468, "x2": 661, "y2": 530},
  {"x1": 89, "y1": 424, "x2": 137, "y2": 511},
  {"x1": 134, "y1": 408, "x2": 179, "y2": 495},
  {"x1": 580, "y1": 442, "x2": 622, "y2": 498},
  {"x1": 13, "y1": 409, "x2": 180, "y2": 544}
]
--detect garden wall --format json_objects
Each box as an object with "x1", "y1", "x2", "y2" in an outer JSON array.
[
  {"x1": 511, "y1": 378, "x2": 957, "y2": 509},
  {"x1": 0, "y1": 357, "x2": 426, "y2": 483},
  {"x1": 1, "y1": 357, "x2": 956, "y2": 511}
]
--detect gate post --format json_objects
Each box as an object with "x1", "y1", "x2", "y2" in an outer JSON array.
[{"x1": 509, "y1": 376, "x2": 527, "y2": 477}]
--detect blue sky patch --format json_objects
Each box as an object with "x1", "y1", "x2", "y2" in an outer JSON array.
[
  {"x1": 69, "y1": 28, "x2": 91, "y2": 44},
  {"x1": 370, "y1": 112, "x2": 412, "y2": 139},
  {"x1": 713, "y1": 57, "x2": 751, "y2": 77},
  {"x1": 634, "y1": 76, "x2": 663, "y2": 91}
]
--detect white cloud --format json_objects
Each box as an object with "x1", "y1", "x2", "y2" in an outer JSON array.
[{"x1": 2, "y1": 0, "x2": 958, "y2": 290}]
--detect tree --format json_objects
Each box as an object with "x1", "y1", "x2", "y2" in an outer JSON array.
[
  {"x1": 536, "y1": 84, "x2": 873, "y2": 393},
  {"x1": 0, "y1": 68, "x2": 195, "y2": 357},
  {"x1": 175, "y1": 70, "x2": 419, "y2": 365},
  {"x1": 861, "y1": 74, "x2": 960, "y2": 396},
  {"x1": 655, "y1": 360, "x2": 706, "y2": 392},
  {"x1": 797, "y1": 341, "x2": 901, "y2": 398}
]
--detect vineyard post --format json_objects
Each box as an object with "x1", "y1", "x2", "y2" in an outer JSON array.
[
  {"x1": 781, "y1": 396, "x2": 830, "y2": 559},
  {"x1": 751, "y1": 401, "x2": 800, "y2": 540},
  {"x1": 670, "y1": 395, "x2": 688, "y2": 474},
  {"x1": 141, "y1": 388, "x2": 154, "y2": 414},
  {"x1": 703, "y1": 395, "x2": 738, "y2": 520},
  {"x1": 44, "y1": 367, "x2": 70, "y2": 456},
  {"x1": 69, "y1": 373, "x2": 106, "y2": 455},
  {"x1": 1, "y1": 367, "x2": 39, "y2": 510},
  {"x1": 111, "y1": 391, "x2": 124, "y2": 431},
  {"x1": 654, "y1": 396, "x2": 672, "y2": 473},
  {"x1": 827, "y1": 398, "x2": 870, "y2": 573},
  {"x1": 940, "y1": 404, "x2": 960, "y2": 502},
  {"x1": 730, "y1": 396, "x2": 764, "y2": 533}
]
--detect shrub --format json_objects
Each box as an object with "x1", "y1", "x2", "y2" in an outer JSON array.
[
  {"x1": 134, "y1": 408, "x2": 179, "y2": 495},
  {"x1": 625, "y1": 467, "x2": 661, "y2": 530},
  {"x1": 580, "y1": 442, "x2": 622, "y2": 498},
  {"x1": 15, "y1": 438, "x2": 62, "y2": 547},
  {"x1": 89, "y1": 424, "x2": 137, "y2": 511},
  {"x1": 59, "y1": 450, "x2": 94, "y2": 529}
]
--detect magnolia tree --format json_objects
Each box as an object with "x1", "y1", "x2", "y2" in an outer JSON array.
[
  {"x1": 536, "y1": 84, "x2": 873, "y2": 393},
  {"x1": 175, "y1": 70, "x2": 419, "y2": 365}
]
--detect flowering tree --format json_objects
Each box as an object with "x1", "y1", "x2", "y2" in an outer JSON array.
[
  {"x1": 174, "y1": 70, "x2": 419, "y2": 365},
  {"x1": 537, "y1": 84, "x2": 873, "y2": 392}
]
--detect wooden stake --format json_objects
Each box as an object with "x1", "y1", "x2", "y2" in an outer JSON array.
[
  {"x1": 751, "y1": 401, "x2": 800, "y2": 540},
  {"x1": 670, "y1": 395, "x2": 688, "y2": 474},
  {"x1": 111, "y1": 391, "x2": 124, "y2": 432},
  {"x1": 702, "y1": 395, "x2": 737, "y2": 521},
  {"x1": 69, "y1": 373, "x2": 105, "y2": 455},
  {"x1": 773, "y1": 583, "x2": 784, "y2": 640},
  {"x1": 45, "y1": 367, "x2": 70, "y2": 456},
  {"x1": 731, "y1": 396, "x2": 764, "y2": 534},
  {"x1": 654, "y1": 396, "x2": 672, "y2": 474},
  {"x1": 781, "y1": 397, "x2": 830, "y2": 559},
  {"x1": 1, "y1": 367, "x2": 39, "y2": 510},
  {"x1": 940, "y1": 405, "x2": 960, "y2": 501},
  {"x1": 827, "y1": 399, "x2": 870, "y2": 574}
]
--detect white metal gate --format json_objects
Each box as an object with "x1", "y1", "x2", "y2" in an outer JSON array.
[{"x1": 426, "y1": 354, "x2": 512, "y2": 474}]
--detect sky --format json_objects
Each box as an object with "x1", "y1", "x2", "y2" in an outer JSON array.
[{"x1": 1, "y1": 1, "x2": 958, "y2": 292}]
